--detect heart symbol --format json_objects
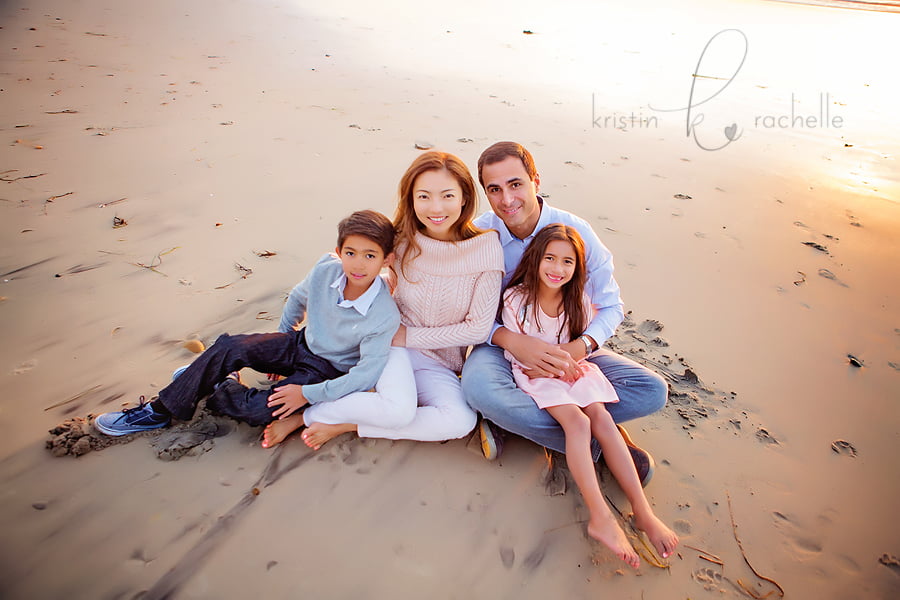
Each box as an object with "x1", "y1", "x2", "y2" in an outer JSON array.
[{"x1": 724, "y1": 123, "x2": 739, "y2": 141}]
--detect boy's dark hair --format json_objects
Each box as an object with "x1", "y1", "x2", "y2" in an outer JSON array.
[
  {"x1": 477, "y1": 141, "x2": 538, "y2": 188},
  {"x1": 337, "y1": 210, "x2": 395, "y2": 256}
]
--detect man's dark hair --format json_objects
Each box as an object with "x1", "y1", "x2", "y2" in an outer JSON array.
[
  {"x1": 337, "y1": 210, "x2": 395, "y2": 256},
  {"x1": 477, "y1": 141, "x2": 538, "y2": 188}
]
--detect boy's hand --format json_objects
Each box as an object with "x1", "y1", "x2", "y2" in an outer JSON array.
[{"x1": 267, "y1": 384, "x2": 308, "y2": 419}]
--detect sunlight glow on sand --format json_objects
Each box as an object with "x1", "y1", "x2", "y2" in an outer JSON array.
[{"x1": 296, "y1": 0, "x2": 899, "y2": 206}]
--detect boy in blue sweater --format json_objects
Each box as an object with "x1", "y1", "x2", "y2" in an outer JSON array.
[{"x1": 94, "y1": 210, "x2": 400, "y2": 436}]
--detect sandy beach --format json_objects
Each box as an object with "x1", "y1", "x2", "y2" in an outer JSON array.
[{"x1": 1, "y1": 0, "x2": 898, "y2": 598}]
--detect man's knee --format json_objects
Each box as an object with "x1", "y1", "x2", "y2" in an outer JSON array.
[
  {"x1": 646, "y1": 370, "x2": 668, "y2": 414},
  {"x1": 461, "y1": 349, "x2": 512, "y2": 410}
]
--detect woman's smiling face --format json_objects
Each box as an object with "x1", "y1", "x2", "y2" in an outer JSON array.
[{"x1": 412, "y1": 168, "x2": 464, "y2": 241}]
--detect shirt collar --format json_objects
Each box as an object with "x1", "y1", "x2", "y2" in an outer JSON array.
[
  {"x1": 330, "y1": 273, "x2": 384, "y2": 316},
  {"x1": 497, "y1": 197, "x2": 548, "y2": 246}
]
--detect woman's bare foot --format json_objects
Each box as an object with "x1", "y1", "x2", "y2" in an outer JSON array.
[
  {"x1": 588, "y1": 513, "x2": 640, "y2": 568},
  {"x1": 301, "y1": 422, "x2": 356, "y2": 450},
  {"x1": 633, "y1": 511, "x2": 679, "y2": 559},
  {"x1": 261, "y1": 414, "x2": 304, "y2": 449}
]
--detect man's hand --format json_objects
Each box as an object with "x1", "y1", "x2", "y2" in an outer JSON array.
[
  {"x1": 496, "y1": 328, "x2": 580, "y2": 380},
  {"x1": 391, "y1": 324, "x2": 407, "y2": 347},
  {"x1": 267, "y1": 384, "x2": 308, "y2": 419}
]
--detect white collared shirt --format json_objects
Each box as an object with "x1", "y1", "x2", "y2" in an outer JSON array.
[{"x1": 330, "y1": 272, "x2": 385, "y2": 316}]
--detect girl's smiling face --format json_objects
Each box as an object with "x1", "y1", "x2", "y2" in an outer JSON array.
[
  {"x1": 412, "y1": 168, "x2": 464, "y2": 241},
  {"x1": 538, "y1": 239, "x2": 577, "y2": 291}
]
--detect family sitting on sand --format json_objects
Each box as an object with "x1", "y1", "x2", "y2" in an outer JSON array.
[{"x1": 92, "y1": 142, "x2": 679, "y2": 566}]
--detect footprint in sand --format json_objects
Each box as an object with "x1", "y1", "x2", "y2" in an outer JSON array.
[
  {"x1": 151, "y1": 417, "x2": 231, "y2": 461},
  {"x1": 771, "y1": 511, "x2": 823, "y2": 556},
  {"x1": 755, "y1": 427, "x2": 780, "y2": 445},
  {"x1": 878, "y1": 554, "x2": 900, "y2": 574},
  {"x1": 499, "y1": 545, "x2": 515, "y2": 569},
  {"x1": 673, "y1": 519, "x2": 693, "y2": 534},
  {"x1": 13, "y1": 359, "x2": 37, "y2": 374},
  {"x1": 831, "y1": 439, "x2": 858, "y2": 457},
  {"x1": 692, "y1": 567, "x2": 727, "y2": 593}
]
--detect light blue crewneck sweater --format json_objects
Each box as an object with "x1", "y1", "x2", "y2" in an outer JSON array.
[{"x1": 278, "y1": 254, "x2": 400, "y2": 404}]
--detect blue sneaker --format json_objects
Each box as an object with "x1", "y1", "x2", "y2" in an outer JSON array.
[
  {"x1": 172, "y1": 365, "x2": 189, "y2": 380},
  {"x1": 93, "y1": 397, "x2": 170, "y2": 436}
]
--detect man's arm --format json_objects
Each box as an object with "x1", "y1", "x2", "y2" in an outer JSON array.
[
  {"x1": 579, "y1": 223, "x2": 624, "y2": 345},
  {"x1": 497, "y1": 290, "x2": 582, "y2": 379}
]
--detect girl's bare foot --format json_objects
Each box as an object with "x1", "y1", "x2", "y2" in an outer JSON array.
[
  {"x1": 301, "y1": 422, "x2": 356, "y2": 450},
  {"x1": 634, "y1": 512, "x2": 679, "y2": 559},
  {"x1": 588, "y1": 513, "x2": 640, "y2": 569},
  {"x1": 261, "y1": 414, "x2": 303, "y2": 449}
]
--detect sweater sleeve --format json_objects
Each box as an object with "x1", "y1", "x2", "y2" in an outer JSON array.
[
  {"x1": 405, "y1": 268, "x2": 503, "y2": 350},
  {"x1": 278, "y1": 278, "x2": 310, "y2": 333},
  {"x1": 301, "y1": 311, "x2": 399, "y2": 404}
]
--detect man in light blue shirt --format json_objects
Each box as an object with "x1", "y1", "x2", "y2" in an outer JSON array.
[{"x1": 461, "y1": 142, "x2": 666, "y2": 483}]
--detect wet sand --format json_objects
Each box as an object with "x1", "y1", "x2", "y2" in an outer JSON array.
[{"x1": 1, "y1": 0, "x2": 898, "y2": 598}]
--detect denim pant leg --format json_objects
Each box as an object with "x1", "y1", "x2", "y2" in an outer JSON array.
[
  {"x1": 207, "y1": 333, "x2": 345, "y2": 427},
  {"x1": 462, "y1": 344, "x2": 577, "y2": 455},
  {"x1": 587, "y1": 349, "x2": 668, "y2": 422},
  {"x1": 158, "y1": 330, "x2": 311, "y2": 421}
]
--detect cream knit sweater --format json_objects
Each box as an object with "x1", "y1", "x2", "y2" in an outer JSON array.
[{"x1": 394, "y1": 231, "x2": 504, "y2": 373}]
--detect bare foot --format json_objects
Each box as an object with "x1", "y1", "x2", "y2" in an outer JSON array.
[
  {"x1": 588, "y1": 513, "x2": 640, "y2": 568},
  {"x1": 301, "y1": 422, "x2": 356, "y2": 450},
  {"x1": 261, "y1": 414, "x2": 303, "y2": 449},
  {"x1": 634, "y1": 511, "x2": 679, "y2": 559}
]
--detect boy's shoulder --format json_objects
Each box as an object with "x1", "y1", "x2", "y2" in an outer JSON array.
[{"x1": 305, "y1": 252, "x2": 343, "y2": 280}]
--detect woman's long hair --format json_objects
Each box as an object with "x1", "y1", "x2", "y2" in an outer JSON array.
[
  {"x1": 500, "y1": 224, "x2": 588, "y2": 343},
  {"x1": 393, "y1": 151, "x2": 483, "y2": 276}
]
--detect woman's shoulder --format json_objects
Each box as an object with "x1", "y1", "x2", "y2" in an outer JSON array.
[{"x1": 465, "y1": 229, "x2": 504, "y2": 267}]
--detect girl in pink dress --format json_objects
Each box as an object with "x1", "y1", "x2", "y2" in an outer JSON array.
[{"x1": 501, "y1": 224, "x2": 678, "y2": 568}]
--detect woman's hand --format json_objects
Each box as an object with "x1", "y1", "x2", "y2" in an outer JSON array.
[
  {"x1": 267, "y1": 384, "x2": 308, "y2": 419},
  {"x1": 391, "y1": 324, "x2": 407, "y2": 347}
]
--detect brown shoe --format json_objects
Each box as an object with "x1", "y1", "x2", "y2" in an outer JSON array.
[{"x1": 617, "y1": 424, "x2": 655, "y2": 487}]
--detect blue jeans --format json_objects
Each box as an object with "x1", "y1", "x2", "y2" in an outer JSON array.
[
  {"x1": 461, "y1": 344, "x2": 667, "y2": 458},
  {"x1": 158, "y1": 329, "x2": 343, "y2": 426}
]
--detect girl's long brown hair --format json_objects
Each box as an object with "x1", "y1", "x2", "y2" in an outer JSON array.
[
  {"x1": 393, "y1": 151, "x2": 483, "y2": 276},
  {"x1": 500, "y1": 224, "x2": 588, "y2": 343}
]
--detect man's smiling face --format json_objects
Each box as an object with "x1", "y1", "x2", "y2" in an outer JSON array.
[{"x1": 481, "y1": 155, "x2": 542, "y2": 240}]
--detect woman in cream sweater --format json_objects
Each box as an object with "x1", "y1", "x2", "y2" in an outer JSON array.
[{"x1": 263, "y1": 151, "x2": 504, "y2": 449}]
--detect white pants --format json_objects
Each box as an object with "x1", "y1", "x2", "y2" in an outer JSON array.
[{"x1": 303, "y1": 348, "x2": 476, "y2": 442}]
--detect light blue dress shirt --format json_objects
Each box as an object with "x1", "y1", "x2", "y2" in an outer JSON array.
[{"x1": 474, "y1": 198, "x2": 625, "y2": 345}]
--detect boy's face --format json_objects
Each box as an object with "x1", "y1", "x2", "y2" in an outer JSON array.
[
  {"x1": 481, "y1": 155, "x2": 542, "y2": 240},
  {"x1": 335, "y1": 234, "x2": 392, "y2": 290}
]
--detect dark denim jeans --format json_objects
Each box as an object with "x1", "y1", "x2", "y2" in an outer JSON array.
[{"x1": 158, "y1": 329, "x2": 343, "y2": 426}]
